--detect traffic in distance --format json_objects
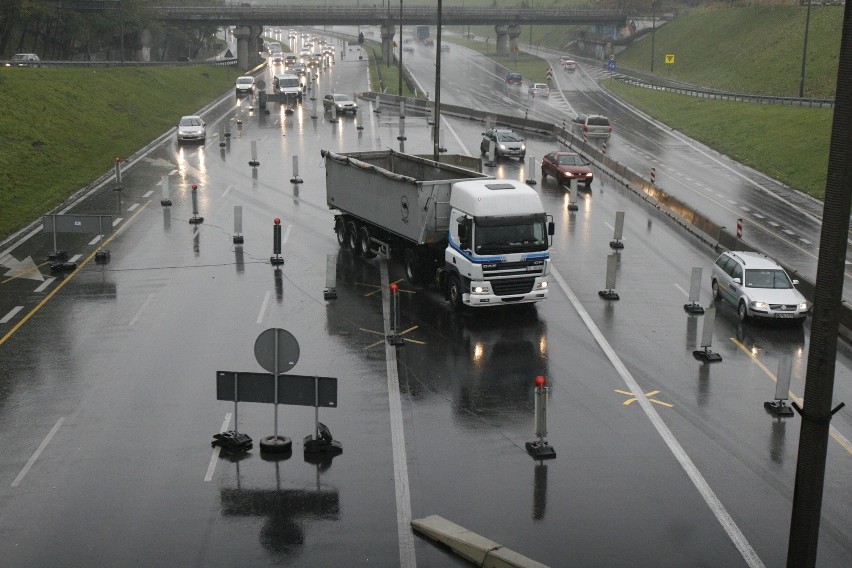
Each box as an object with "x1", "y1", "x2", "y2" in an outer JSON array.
[{"x1": 1, "y1": 19, "x2": 851, "y2": 568}]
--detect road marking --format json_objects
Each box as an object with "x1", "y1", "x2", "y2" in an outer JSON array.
[
  {"x1": 143, "y1": 190, "x2": 154, "y2": 198},
  {"x1": 128, "y1": 293, "x2": 155, "y2": 327},
  {"x1": 551, "y1": 266, "x2": 765, "y2": 568},
  {"x1": 112, "y1": 218, "x2": 124, "y2": 227},
  {"x1": 799, "y1": 238, "x2": 812, "y2": 245},
  {"x1": 360, "y1": 325, "x2": 425, "y2": 349},
  {"x1": 357, "y1": 279, "x2": 410, "y2": 298},
  {"x1": 782, "y1": 229, "x2": 795, "y2": 235},
  {"x1": 769, "y1": 221, "x2": 780, "y2": 227},
  {"x1": 1, "y1": 306, "x2": 24, "y2": 324},
  {"x1": 88, "y1": 235, "x2": 102, "y2": 246},
  {"x1": 730, "y1": 338, "x2": 852, "y2": 457},
  {"x1": 0, "y1": 202, "x2": 151, "y2": 348},
  {"x1": 256, "y1": 290, "x2": 271, "y2": 324},
  {"x1": 68, "y1": 254, "x2": 81, "y2": 263},
  {"x1": 753, "y1": 214, "x2": 764, "y2": 219},
  {"x1": 205, "y1": 413, "x2": 232, "y2": 482},
  {"x1": 379, "y1": 259, "x2": 416, "y2": 568},
  {"x1": 615, "y1": 389, "x2": 673, "y2": 408},
  {"x1": 128, "y1": 203, "x2": 139, "y2": 212},
  {"x1": 283, "y1": 223, "x2": 292, "y2": 245},
  {"x1": 674, "y1": 283, "x2": 689, "y2": 297},
  {"x1": 34, "y1": 277, "x2": 56, "y2": 293},
  {"x1": 12, "y1": 417, "x2": 65, "y2": 487}
]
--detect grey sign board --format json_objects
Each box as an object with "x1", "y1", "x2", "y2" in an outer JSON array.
[
  {"x1": 216, "y1": 371, "x2": 337, "y2": 407},
  {"x1": 254, "y1": 328, "x2": 300, "y2": 373},
  {"x1": 43, "y1": 214, "x2": 114, "y2": 234}
]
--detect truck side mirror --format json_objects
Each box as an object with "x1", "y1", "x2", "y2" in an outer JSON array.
[{"x1": 548, "y1": 221, "x2": 555, "y2": 236}]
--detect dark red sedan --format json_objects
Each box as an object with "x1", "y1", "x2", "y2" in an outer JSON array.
[{"x1": 541, "y1": 151, "x2": 594, "y2": 187}]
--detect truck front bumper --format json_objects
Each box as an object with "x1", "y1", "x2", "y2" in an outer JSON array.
[{"x1": 463, "y1": 278, "x2": 549, "y2": 307}]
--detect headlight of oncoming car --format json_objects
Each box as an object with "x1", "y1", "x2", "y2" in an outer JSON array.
[
  {"x1": 521, "y1": 144, "x2": 526, "y2": 151},
  {"x1": 751, "y1": 301, "x2": 768, "y2": 310},
  {"x1": 799, "y1": 302, "x2": 808, "y2": 311}
]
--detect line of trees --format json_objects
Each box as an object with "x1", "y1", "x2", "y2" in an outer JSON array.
[{"x1": 0, "y1": 0, "x2": 220, "y2": 61}]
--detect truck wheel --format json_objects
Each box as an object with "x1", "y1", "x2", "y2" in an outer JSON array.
[
  {"x1": 358, "y1": 226, "x2": 376, "y2": 258},
  {"x1": 404, "y1": 249, "x2": 423, "y2": 284},
  {"x1": 335, "y1": 218, "x2": 347, "y2": 247},
  {"x1": 347, "y1": 221, "x2": 361, "y2": 255},
  {"x1": 448, "y1": 276, "x2": 465, "y2": 311}
]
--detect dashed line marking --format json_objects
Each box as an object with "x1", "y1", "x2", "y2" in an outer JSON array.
[
  {"x1": 143, "y1": 190, "x2": 154, "y2": 198},
  {"x1": 12, "y1": 417, "x2": 65, "y2": 487},
  {"x1": 1, "y1": 306, "x2": 24, "y2": 324},
  {"x1": 112, "y1": 218, "x2": 124, "y2": 227},
  {"x1": 769, "y1": 221, "x2": 780, "y2": 227},
  {"x1": 782, "y1": 229, "x2": 795, "y2": 235},
  {"x1": 800, "y1": 238, "x2": 812, "y2": 245},
  {"x1": 68, "y1": 254, "x2": 81, "y2": 263},
  {"x1": 88, "y1": 235, "x2": 102, "y2": 246},
  {"x1": 204, "y1": 413, "x2": 232, "y2": 482},
  {"x1": 34, "y1": 277, "x2": 56, "y2": 293},
  {"x1": 753, "y1": 214, "x2": 764, "y2": 219},
  {"x1": 128, "y1": 203, "x2": 139, "y2": 212}
]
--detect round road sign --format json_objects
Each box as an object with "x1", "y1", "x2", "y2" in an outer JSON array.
[{"x1": 254, "y1": 328, "x2": 300, "y2": 374}]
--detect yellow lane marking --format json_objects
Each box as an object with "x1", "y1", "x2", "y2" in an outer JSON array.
[
  {"x1": 0, "y1": 201, "x2": 151, "y2": 348},
  {"x1": 615, "y1": 389, "x2": 673, "y2": 408},
  {"x1": 359, "y1": 325, "x2": 425, "y2": 349},
  {"x1": 730, "y1": 337, "x2": 852, "y2": 456},
  {"x1": 357, "y1": 279, "x2": 415, "y2": 297}
]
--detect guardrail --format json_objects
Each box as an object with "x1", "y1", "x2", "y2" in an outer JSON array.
[
  {"x1": 612, "y1": 75, "x2": 834, "y2": 108},
  {"x1": 354, "y1": 91, "x2": 851, "y2": 337},
  {"x1": 1, "y1": 58, "x2": 238, "y2": 68}
]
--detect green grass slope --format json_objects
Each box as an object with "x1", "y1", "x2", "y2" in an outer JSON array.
[
  {"x1": 0, "y1": 66, "x2": 240, "y2": 240},
  {"x1": 616, "y1": 6, "x2": 843, "y2": 99}
]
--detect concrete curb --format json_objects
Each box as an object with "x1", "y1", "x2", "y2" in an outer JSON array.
[{"x1": 411, "y1": 515, "x2": 549, "y2": 568}]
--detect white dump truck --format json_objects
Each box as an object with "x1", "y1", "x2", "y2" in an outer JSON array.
[{"x1": 322, "y1": 149, "x2": 554, "y2": 309}]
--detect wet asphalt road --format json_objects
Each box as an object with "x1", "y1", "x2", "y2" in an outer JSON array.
[{"x1": 1, "y1": 30, "x2": 851, "y2": 567}]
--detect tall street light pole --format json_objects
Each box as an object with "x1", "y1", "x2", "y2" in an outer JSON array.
[
  {"x1": 399, "y1": 0, "x2": 403, "y2": 95},
  {"x1": 650, "y1": 8, "x2": 656, "y2": 73},
  {"x1": 433, "y1": 0, "x2": 443, "y2": 161}
]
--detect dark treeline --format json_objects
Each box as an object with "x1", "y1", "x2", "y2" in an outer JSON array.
[{"x1": 0, "y1": 0, "x2": 220, "y2": 61}]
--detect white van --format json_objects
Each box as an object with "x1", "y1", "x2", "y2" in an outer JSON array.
[{"x1": 273, "y1": 73, "x2": 303, "y2": 104}]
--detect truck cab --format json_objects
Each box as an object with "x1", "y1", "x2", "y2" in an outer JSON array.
[{"x1": 444, "y1": 180, "x2": 553, "y2": 308}]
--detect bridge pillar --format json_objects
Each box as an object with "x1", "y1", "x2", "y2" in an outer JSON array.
[
  {"x1": 508, "y1": 24, "x2": 522, "y2": 55},
  {"x1": 380, "y1": 23, "x2": 395, "y2": 66},
  {"x1": 137, "y1": 29, "x2": 152, "y2": 62},
  {"x1": 233, "y1": 25, "x2": 264, "y2": 70},
  {"x1": 494, "y1": 25, "x2": 509, "y2": 57}
]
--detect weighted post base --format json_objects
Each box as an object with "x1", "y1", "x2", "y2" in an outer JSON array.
[
  {"x1": 212, "y1": 431, "x2": 253, "y2": 452},
  {"x1": 683, "y1": 303, "x2": 705, "y2": 315},
  {"x1": 259, "y1": 435, "x2": 292, "y2": 454},
  {"x1": 764, "y1": 400, "x2": 795, "y2": 417},
  {"x1": 525, "y1": 440, "x2": 556, "y2": 460},
  {"x1": 693, "y1": 348, "x2": 722, "y2": 362}
]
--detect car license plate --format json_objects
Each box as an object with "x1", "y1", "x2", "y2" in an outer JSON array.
[{"x1": 776, "y1": 313, "x2": 795, "y2": 318}]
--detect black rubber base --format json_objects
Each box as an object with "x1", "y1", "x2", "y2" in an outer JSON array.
[
  {"x1": 764, "y1": 401, "x2": 795, "y2": 417},
  {"x1": 160, "y1": 199, "x2": 172, "y2": 206},
  {"x1": 610, "y1": 240, "x2": 624, "y2": 249},
  {"x1": 693, "y1": 349, "x2": 723, "y2": 362},
  {"x1": 684, "y1": 303, "x2": 705, "y2": 315},
  {"x1": 526, "y1": 440, "x2": 556, "y2": 460},
  {"x1": 212, "y1": 431, "x2": 253, "y2": 452},
  {"x1": 598, "y1": 290, "x2": 619, "y2": 300},
  {"x1": 259, "y1": 435, "x2": 292, "y2": 454}
]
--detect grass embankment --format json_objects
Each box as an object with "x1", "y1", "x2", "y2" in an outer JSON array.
[
  {"x1": 0, "y1": 66, "x2": 240, "y2": 241},
  {"x1": 452, "y1": 5, "x2": 841, "y2": 199}
]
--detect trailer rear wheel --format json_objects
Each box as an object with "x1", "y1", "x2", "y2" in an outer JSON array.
[
  {"x1": 347, "y1": 221, "x2": 361, "y2": 255},
  {"x1": 335, "y1": 218, "x2": 348, "y2": 247},
  {"x1": 358, "y1": 226, "x2": 376, "y2": 258},
  {"x1": 404, "y1": 249, "x2": 424, "y2": 284}
]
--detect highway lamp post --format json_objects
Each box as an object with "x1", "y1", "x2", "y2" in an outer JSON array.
[
  {"x1": 799, "y1": 0, "x2": 813, "y2": 98},
  {"x1": 399, "y1": 0, "x2": 403, "y2": 96},
  {"x1": 650, "y1": 7, "x2": 655, "y2": 73}
]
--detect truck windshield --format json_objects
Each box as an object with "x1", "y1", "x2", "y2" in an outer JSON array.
[{"x1": 474, "y1": 215, "x2": 548, "y2": 254}]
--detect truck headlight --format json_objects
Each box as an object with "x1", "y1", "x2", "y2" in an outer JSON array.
[
  {"x1": 472, "y1": 285, "x2": 491, "y2": 295},
  {"x1": 535, "y1": 281, "x2": 548, "y2": 290}
]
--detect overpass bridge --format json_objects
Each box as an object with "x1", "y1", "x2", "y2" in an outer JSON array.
[{"x1": 152, "y1": 6, "x2": 627, "y2": 68}]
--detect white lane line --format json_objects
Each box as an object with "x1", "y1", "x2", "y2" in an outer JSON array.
[
  {"x1": 782, "y1": 229, "x2": 795, "y2": 235},
  {"x1": 551, "y1": 266, "x2": 765, "y2": 568},
  {"x1": 12, "y1": 417, "x2": 65, "y2": 487},
  {"x1": 380, "y1": 259, "x2": 416, "y2": 568},
  {"x1": 143, "y1": 190, "x2": 154, "y2": 198},
  {"x1": 222, "y1": 185, "x2": 234, "y2": 200},
  {"x1": 128, "y1": 293, "x2": 155, "y2": 327},
  {"x1": 68, "y1": 254, "x2": 81, "y2": 263},
  {"x1": 88, "y1": 235, "x2": 102, "y2": 246},
  {"x1": 604, "y1": 221, "x2": 614, "y2": 231},
  {"x1": 169, "y1": 169, "x2": 178, "y2": 175},
  {"x1": 800, "y1": 238, "x2": 812, "y2": 245},
  {"x1": 205, "y1": 413, "x2": 232, "y2": 482},
  {"x1": 753, "y1": 214, "x2": 764, "y2": 219},
  {"x1": 128, "y1": 203, "x2": 139, "y2": 212},
  {"x1": 769, "y1": 221, "x2": 780, "y2": 227},
  {"x1": 256, "y1": 290, "x2": 271, "y2": 324},
  {"x1": 1, "y1": 306, "x2": 24, "y2": 324},
  {"x1": 283, "y1": 224, "x2": 292, "y2": 245},
  {"x1": 34, "y1": 277, "x2": 56, "y2": 293},
  {"x1": 673, "y1": 283, "x2": 689, "y2": 297},
  {"x1": 112, "y1": 218, "x2": 124, "y2": 227}
]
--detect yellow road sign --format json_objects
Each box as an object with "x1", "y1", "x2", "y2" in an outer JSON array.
[{"x1": 665, "y1": 54, "x2": 675, "y2": 64}]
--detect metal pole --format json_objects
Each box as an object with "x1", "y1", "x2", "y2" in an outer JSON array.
[
  {"x1": 273, "y1": 329, "x2": 279, "y2": 437},
  {"x1": 398, "y1": 0, "x2": 403, "y2": 96},
  {"x1": 234, "y1": 373, "x2": 239, "y2": 434},
  {"x1": 799, "y1": 0, "x2": 813, "y2": 98},
  {"x1": 787, "y1": 2, "x2": 852, "y2": 563},
  {"x1": 314, "y1": 376, "x2": 320, "y2": 439},
  {"x1": 433, "y1": 0, "x2": 443, "y2": 161},
  {"x1": 650, "y1": 9, "x2": 655, "y2": 73}
]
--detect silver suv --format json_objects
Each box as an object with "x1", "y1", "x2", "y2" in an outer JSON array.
[
  {"x1": 711, "y1": 251, "x2": 810, "y2": 323},
  {"x1": 572, "y1": 114, "x2": 611, "y2": 139}
]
